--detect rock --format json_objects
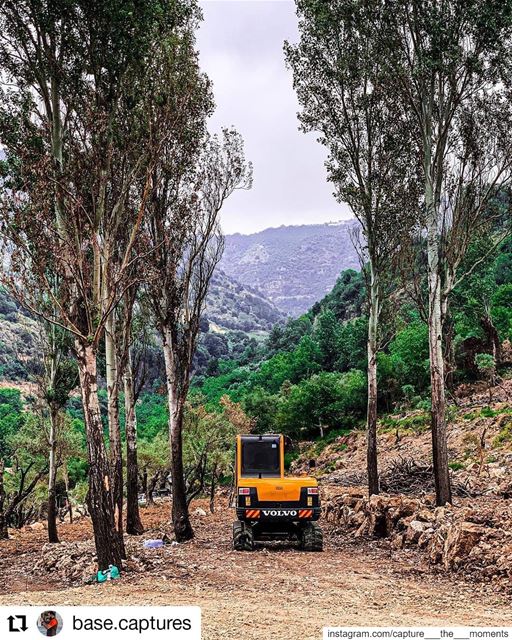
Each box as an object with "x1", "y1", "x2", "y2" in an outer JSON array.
[
  {"x1": 443, "y1": 522, "x2": 484, "y2": 569},
  {"x1": 29, "y1": 522, "x2": 45, "y2": 531},
  {"x1": 416, "y1": 509, "x2": 435, "y2": 523},
  {"x1": 405, "y1": 519, "x2": 428, "y2": 544},
  {"x1": 391, "y1": 533, "x2": 405, "y2": 550},
  {"x1": 194, "y1": 508, "x2": 207, "y2": 517},
  {"x1": 417, "y1": 529, "x2": 434, "y2": 549}
]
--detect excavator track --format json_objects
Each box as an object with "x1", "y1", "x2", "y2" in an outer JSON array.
[
  {"x1": 233, "y1": 520, "x2": 254, "y2": 551},
  {"x1": 300, "y1": 521, "x2": 323, "y2": 551}
]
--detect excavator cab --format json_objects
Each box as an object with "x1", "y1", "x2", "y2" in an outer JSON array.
[{"x1": 232, "y1": 434, "x2": 323, "y2": 551}]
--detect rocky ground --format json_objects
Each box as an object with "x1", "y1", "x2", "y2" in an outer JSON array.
[{"x1": 1, "y1": 498, "x2": 512, "y2": 640}]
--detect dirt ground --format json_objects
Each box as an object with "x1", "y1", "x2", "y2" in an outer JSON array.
[{"x1": 0, "y1": 496, "x2": 511, "y2": 640}]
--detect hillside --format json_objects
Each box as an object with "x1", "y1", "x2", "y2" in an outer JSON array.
[
  {"x1": 221, "y1": 220, "x2": 360, "y2": 316},
  {"x1": 205, "y1": 269, "x2": 286, "y2": 333},
  {"x1": 0, "y1": 269, "x2": 286, "y2": 383}
]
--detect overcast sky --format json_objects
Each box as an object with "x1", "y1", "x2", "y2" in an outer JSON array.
[{"x1": 197, "y1": 0, "x2": 353, "y2": 235}]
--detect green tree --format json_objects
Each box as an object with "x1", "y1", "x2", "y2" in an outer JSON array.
[
  {"x1": 383, "y1": 0, "x2": 512, "y2": 506},
  {"x1": 286, "y1": 0, "x2": 416, "y2": 494},
  {"x1": 389, "y1": 321, "x2": 430, "y2": 391},
  {"x1": 313, "y1": 310, "x2": 341, "y2": 372}
]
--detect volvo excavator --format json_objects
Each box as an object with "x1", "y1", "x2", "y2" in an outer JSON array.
[{"x1": 232, "y1": 434, "x2": 323, "y2": 551}]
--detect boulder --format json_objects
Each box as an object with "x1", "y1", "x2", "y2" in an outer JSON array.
[
  {"x1": 443, "y1": 522, "x2": 485, "y2": 569},
  {"x1": 405, "y1": 519, "x2": 428, "y2": 544}
]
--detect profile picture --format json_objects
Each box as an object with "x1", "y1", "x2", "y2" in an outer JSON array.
[{"x1": 37, "y1": 611, "x2": 63, "y2": 637}]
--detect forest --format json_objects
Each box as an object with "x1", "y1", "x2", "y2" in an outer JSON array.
[{"x1": 0, "y1": 3, "x2": 511, "y2": 630}]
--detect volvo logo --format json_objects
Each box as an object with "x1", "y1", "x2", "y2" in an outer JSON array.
[{"x1": 262, "y1": 509, "x2": 297, "y2": 517}]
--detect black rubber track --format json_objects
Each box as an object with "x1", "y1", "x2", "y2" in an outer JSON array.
[
  {"x1": 233, "y1": 520, "x2": 254, "y2": 551},
  {"x1": 300, "y1": 521, "x2": 323, "y2": 551}
]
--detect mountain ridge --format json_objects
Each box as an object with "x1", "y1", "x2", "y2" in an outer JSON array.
[{"x1": 220, "y1": 219, "x2": 360, "y2": 316}]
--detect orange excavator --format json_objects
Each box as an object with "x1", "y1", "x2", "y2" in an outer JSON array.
[{"x1": 232, "y1": 434, "x2": 323, "y2": 551}]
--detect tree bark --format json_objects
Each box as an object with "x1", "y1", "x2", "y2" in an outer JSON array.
[
  {"x1": 124, "y1": 353, "x2": 144, "y2": 535},
  {"x1": 47, "y1": 405, "x2": 60, "y2": 543},
  {"x1": 426, "y1": 172, "x2": 452, "y2": 506},
  {"x1": 0, "y1": 459, "x2": 7, "y2": 540},
  {"x1": 75, "y1": 340, "x2": 123, "y2": 570},
  {"x1": 366, "y1": 261, "x2": 380, "y2": 496},
  {"x1": 163, "y1": 332, "x2": 194, "y2": 542},
  {"x1": 105, "y1": 314, "x2": 124, "y2": 548}
]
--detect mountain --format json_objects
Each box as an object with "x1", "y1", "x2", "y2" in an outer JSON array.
[
  {"x1": 0, "y1": 269, "x2": 286, "y2": 383},
  {"x1": 220, "y1": 220, "x2": 360, "y2": 316},
  {"x1": 204, "y1": 269, "x2": 286, "y2": 334}
]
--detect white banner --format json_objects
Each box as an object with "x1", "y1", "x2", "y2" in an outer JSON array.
[
  {"x1": 0, "y1": 606, "x2": 201, "y2": 640},
  {"x1": 323, "y1": 629, "x2": 511, "y2": 640}
]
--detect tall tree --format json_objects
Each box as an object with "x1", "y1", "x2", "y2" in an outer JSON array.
[
  {"x1": 145, "y1": 126, "x2": 252, "y2": 541},
  {"x1": 382, "y1": 0, "x2": 512, "y2": 504},
  {"x1": 0, "y1": 0, "x2": 196, "y2": 567},
  {"x1": 285, "y1": 0, "x2": 417, "y2": 495},
  {"x1": 41, "y1": 333, "x2": 77, "y2": 543}
]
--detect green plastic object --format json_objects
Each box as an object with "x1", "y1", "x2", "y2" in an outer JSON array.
[{"x1": 96, "y1": 564, "x2": 120, "y2": 583}]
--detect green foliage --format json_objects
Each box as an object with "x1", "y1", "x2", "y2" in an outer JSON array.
[
  {"x1": 493, "y1": 416, "x2": 512, "y2": 446},
  {"x1": 311, "y1": 270, "x2": 366, "y2": 322},
  {"x1": 475, "y1": 353, "x2": 496, "y2": 375},
  {"x1": 389, "y1": 321, "x2": 430, "y2": 389},
  {"x1": 131, "y1": 393, "x2": 168, "y2": 442},
  {"x1": 0, "y1": 388, "x2": 25, "y2": 457},
  {"x1": 275, "y1": 370, "x2": 366, "y2": 439},
  {"x1": 380, "y1": 411, "x2": 430, "y2": 435},
  {"x1": 313, "y1": 310, "x2": 341, "y2": 371},
  {"x1": 492, "y1": 284, "x2": 512, "y2": 340},
  {"x1": 249, "y1": 335, "x2": 322, "y2": 394}
]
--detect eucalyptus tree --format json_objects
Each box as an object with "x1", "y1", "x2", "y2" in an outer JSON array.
[
  {"x1": 141, "y1": 36, "x2": 252, "y2": 539},
  {"x1": 285, "y1": 0, "x2": 418, "y2": 495},
  {"x1": 117, "y1": 289, "x2": 154, "y2": 536},
  {"x1": 145, "y1": 124, "x2": 252, "y2": 539},
  {"x1": 0, "y1": 0, "x2": 198, "y2": 568},
  {"x1": 380, "y1": 0, "x2": 512, "y2": 505}
]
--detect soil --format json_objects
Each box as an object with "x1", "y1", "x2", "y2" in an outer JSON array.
[{"x1": 0, "y1": 497, "x2": 511, "y2": 640}]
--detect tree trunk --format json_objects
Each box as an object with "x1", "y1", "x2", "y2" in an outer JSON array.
[
  {"x1": 163, "y1": 333, "x2": 194, "y2": 542},
  {"x1": 481, "y1": 314, "x2": 501, "y2": 366},
  {"x1": 147, "y1": 472, "x2": 160, "y2": 505},
  {"x1": 209, "y1": 463, "x2": 217, "y2": 514},
  {"x1": 105, "y1": 314, "x2": 124, "y2": 549},
  {"x1": 0, "y1": 459, "x2": 7, "y2": 540},
  {"x1": 124, "y1": 354, "x2": 144, "y2": 535},
  {"x1": 426, "y1": 179, "x2": 452, "y2": 506},
  {"x1": 366, "y1": 261, "x2": 380, "y2": 496},
  {"x1": 47, "y1": 405, "x2": 60, "y2": 543},
  {"x1": 75, "y1": 340, "x2": 123, "y2": 570}
]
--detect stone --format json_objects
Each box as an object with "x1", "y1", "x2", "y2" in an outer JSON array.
[
  {"x1": 405, "y1": 519, "x2": 428, "y2": 544},
  {"x1": 443, "y1": 522, "x2": 485, "y2": 569},
  {"x1": 417, "y1": 529, "x2": 434, "y2": 549},
  {"x1": 391, "y1": 533, "x2": 405, "y2": 550},
  {"x1": 194, "y1": 508, "x2": 207, "y2": 517}
]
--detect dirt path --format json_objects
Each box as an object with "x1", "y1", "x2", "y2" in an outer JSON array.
[{"x1": 0, "y1": 500, "x2": 511, "y2": 640}]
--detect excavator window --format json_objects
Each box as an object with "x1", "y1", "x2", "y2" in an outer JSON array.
[{"x1": 240, "y1": 436, "x2": 280, "y2": 478}]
